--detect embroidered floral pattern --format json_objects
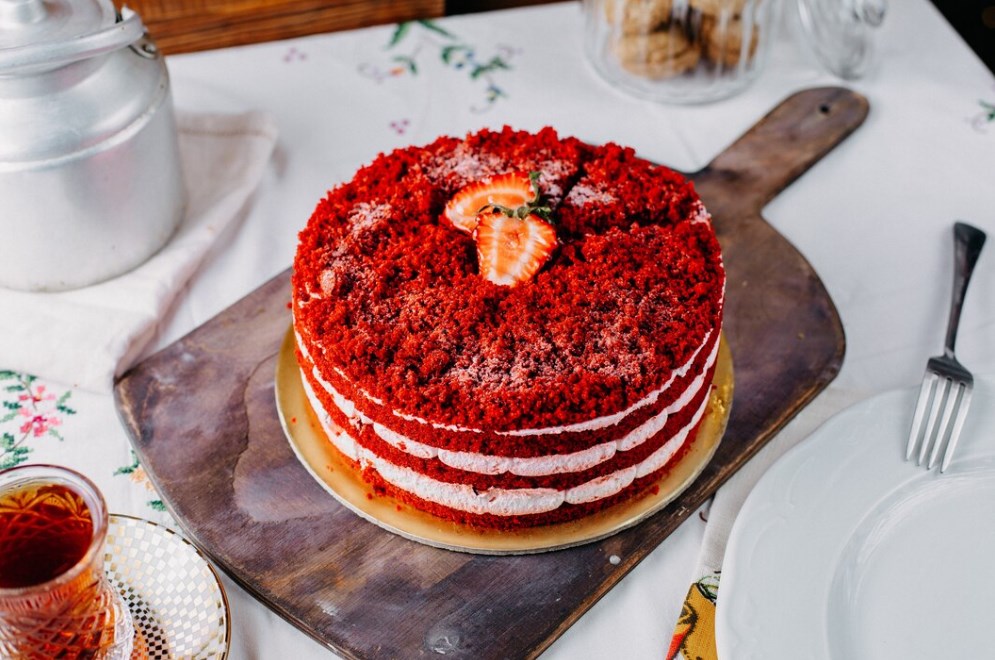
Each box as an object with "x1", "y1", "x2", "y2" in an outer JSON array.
[
  {"x1": 359, "y1": 19, "x2": 519, "y2": 113},
  {"x1": 283, "y1": 46, "x2": 308, "y2": 63},
  {"x1": 971, "y1": 97, "x2": 995, "y2": 133},
  {"x1": 967, "y1": 84, "x2": 995, "y2": 132},
  {"x1": 0, "y1": 371, "x2": 75, "y2": 469},
  {"x1": 114, "y1": 451, "x2": 167, "y2": 512}
]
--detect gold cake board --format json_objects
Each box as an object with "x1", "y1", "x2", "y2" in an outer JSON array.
[{"x1": 275, "y1": 328, "x2": 733, "y2": 555}]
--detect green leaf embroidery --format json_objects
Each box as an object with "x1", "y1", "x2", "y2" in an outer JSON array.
[
  {"x1": 114, "y1": 451, "x2": 141, "y2": 476},
  {"x1": 471, "y1": 57, "x2": 510, "y2": 80},
  {"x1": 441, "y1": 44, "x2": 470, "y2": 65},
  {"x1": 417, "y1": 19, "x2": 455, "y2": 39},
  {"x1": 56, "y1": 391, "x2": 76, "y2": 415},
  {"x1": 982, "y1": 100, "x2": 995, "y2": 122},
  {"x1": 387, "y1": 22, "x2": 412, "y2": 48},
  {"x1": 0, "y1": 447, "x2": 30, "y2": 469}
]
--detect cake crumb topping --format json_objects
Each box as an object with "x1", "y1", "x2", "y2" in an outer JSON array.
[{"x1": 292, "y1": 126, "x2": 724, "y2": 431}]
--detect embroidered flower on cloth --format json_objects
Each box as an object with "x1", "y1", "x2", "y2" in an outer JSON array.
[
  {"x1": 1, "y1": 371, "x2": 75, "y2": 469},
  {"x1": 359, "y1": 19, "x2": 519, "y2": 113},
  {"x1": 115, "y1": 451, "x2": 167, "y2": 513},
  {"x1": 970, "y1": 93, "x2": 995, "y2": 132}
]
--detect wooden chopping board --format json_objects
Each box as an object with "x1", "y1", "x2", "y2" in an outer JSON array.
[{"x1": 115, "y1": 86, "x2": 867, "y2": 659}]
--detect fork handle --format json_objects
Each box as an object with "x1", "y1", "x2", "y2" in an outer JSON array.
[{"x1": 945, "y1": 222, "x2": 987, "y2": 357}]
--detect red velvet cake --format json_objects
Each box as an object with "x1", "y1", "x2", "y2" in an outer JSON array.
[{"x1": 291, "y1": 127, "x2": 725, "y2": 530}]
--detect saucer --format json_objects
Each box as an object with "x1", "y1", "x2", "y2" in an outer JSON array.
[{"x1": 105, "y1": 515, "x2": 230, "y2": 659}]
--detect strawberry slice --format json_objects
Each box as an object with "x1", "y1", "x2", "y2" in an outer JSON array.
[
  {"x1": 443, "y1": 172, "x2": 535, "y2": 233},
  {"x1": 474, "y1": 211, "x2": 557, "y2": 287}
]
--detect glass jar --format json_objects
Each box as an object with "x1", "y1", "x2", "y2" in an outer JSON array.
[
  {"x1": 584, "y1": 0, "x2": 780, "y2": 103},
  {"x1": 796, "y1": 0, "x2": 886, "y2": 79}
]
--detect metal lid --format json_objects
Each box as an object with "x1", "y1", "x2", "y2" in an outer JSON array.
[
  {"x1": 0, "y1": 0, "x2": 145, "y2": 73},
  {"x1": 0, "y1": 0, "x2": 115, "y2": 49},
  {"x1": 797, "y1": 0, "x2": 886, "y2": 79}
]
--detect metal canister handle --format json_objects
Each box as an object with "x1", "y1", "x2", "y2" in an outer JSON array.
[{"x1": 0, "y1": 6, "x2": 145, "y2": 73}]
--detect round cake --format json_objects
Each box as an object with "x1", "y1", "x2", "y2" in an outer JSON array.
[{"x1": 291, "y1": 127, "x2": 725, "y2": 530}]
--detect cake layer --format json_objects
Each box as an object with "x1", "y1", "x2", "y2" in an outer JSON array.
[
  {"x1": 301, "y1": 358, "x2": 716, "y2": 491},
  {"x1": 303, "y1": 374, "x2": 711, "y2": 522},
  {"x1": 295, "y1": 324, "x2": 720, "y2": 457},
  {"x1": 358, "y1": 441, "x2": 700, "y2": 530}
]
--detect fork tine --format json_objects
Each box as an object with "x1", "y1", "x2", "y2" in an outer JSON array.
[
  {"x1": 918, "y1": 375, "x2": 950, "y2": 465},
  {"x1": 927, "y1": 381, "x2": 962, "y2": 468},
  {"x1": 910, "y1": 222, "x2": 985, "y2": 471},
  {"x1": 906, "y1": 373, "x2": 937, "y2": 460},
  {"x1": 940, "y1": 385, "x2": 973, "y2": 472}
]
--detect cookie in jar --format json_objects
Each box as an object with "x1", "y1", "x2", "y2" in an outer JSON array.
[{"x1": 584, "y1": 0, "x2": 779, "y2": 103}]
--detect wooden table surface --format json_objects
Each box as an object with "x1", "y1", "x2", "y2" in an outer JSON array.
[{"x1": 120, "y1": 0, "x2": 561, "y2": 54}]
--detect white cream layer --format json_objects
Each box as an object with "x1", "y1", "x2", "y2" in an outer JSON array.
[
  {"x1": 300, "y1": 336, "x2": 718, "y2": 477},
  {"x1": 302, "y1": 375, "x2": 711, "y2": 516}
]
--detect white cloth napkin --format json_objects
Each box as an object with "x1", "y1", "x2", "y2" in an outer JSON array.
[{"x1": 0, "y1": 110, "x2": 278, "y2": 392}]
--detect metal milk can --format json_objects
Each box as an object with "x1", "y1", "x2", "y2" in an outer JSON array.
[{"x1": 0, "y1": 0, "x2": 184, "y2": 291}]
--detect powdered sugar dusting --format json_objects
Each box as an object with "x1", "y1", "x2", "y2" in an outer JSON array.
[
  {"x1": 348, "y1": 201, "x2": 392, "y2": 237},
  {"x1": 318, "y1": 254, "x2": 374, "y2": 297},
  {"x1": 419, "y1": 141, "x2": 575, "y2": 204},
  {"x1": 565, "y1": 181, "x2": 617, "y2": 206},
  {"x1": 314, "y1": 202, "x2": 390, "y2": 297},
  {"x1": 691, "y1": 201, "x2": 711, "y2": 225},
  {"x1": 319, "y1": 268, "x2": 338, "y2": 295},
  {"x1": 536, "y1": 159, "x2": 573, "y2": 202},
  {"x1": 419, "y1": 143, "x2": 508, "y2": 187}
]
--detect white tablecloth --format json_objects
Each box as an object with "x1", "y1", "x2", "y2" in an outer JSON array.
[{"x1": 2, "y1": 1, "x2": 993, "y2": 657}]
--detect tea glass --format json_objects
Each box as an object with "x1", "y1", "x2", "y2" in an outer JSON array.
[{"x1": 0, "y1": 464, "x2": 135, "y2": 659}]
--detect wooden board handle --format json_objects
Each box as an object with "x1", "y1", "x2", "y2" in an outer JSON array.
[{"x1": 693, "y1": 86, "x2": 869, "y2": 217}]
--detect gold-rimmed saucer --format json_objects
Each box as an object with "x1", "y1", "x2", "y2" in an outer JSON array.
[{"x1": 105, "y1": 515, "x2": 230, "y2": 659}]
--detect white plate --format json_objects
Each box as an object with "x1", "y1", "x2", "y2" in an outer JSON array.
[{"x1": 715, "y1": 376, "x2": 995, "y2": 660}]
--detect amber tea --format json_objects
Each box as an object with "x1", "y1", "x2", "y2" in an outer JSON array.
[
  {"x1": 0, "y1": 482, "x2": 94, "y2": 589},
  {"x1": 0, "y1": 465, "x2": 135, "y2": 659}
]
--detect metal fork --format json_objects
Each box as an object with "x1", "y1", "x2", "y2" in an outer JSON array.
[{"x1": 906, "y1": 222, "x2": 987, "y2": 472}]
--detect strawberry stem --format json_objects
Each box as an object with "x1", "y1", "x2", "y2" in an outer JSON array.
[{"x1": 477, "y1": 170, "x2": 553, "y2": 222}]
